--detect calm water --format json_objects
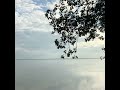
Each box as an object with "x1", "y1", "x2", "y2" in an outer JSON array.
[{"x1": 15, "y1": 59, "x2": 105, "y2": 90}]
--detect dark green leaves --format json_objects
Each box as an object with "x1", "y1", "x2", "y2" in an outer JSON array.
[
  {"x1": 45, "y1": 0, "x2": 105, "y2": 58},
  {"x1": 55, "y1": 39, "x2": 59, "y2": 46}
]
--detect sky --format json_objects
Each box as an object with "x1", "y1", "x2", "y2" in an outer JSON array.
[{"x1": 15, "y1": 0, "x2": 105, "y2": 59}]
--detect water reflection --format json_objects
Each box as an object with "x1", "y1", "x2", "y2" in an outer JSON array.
[{"x1": 15, "y1": 59, "x2": 105, "y2": 90}]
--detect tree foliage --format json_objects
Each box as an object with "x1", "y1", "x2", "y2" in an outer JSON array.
[{"x1": 45, "y1": 0, "x2": 105, "y2": 59}]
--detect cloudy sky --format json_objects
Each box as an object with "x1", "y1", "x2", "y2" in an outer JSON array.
[{"x1": 15, "y1": 0, "x2": 105, "y2": 59}]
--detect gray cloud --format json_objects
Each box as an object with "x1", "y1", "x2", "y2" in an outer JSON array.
[{"x1": 15, "y1": 31, "x2": 104, "y2": 59}]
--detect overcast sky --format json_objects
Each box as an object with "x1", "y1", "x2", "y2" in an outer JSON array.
[{"x1": 15, "y1": 0, "x2": 105, "y2": 59}]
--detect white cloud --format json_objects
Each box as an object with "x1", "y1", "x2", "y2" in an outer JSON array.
[
  {"x1": 77, "y1": 39, "x2": 105, "y2": 48},
  {"x1": 15, "y1": 47, "x2": 30, "y2": 53},
  {"x1": 15, "y1": 0, "x2": 54, "y2": 32},
  {"x1": 15, "y1": 45, "x2": 61, "y2": 59},
  {"x1": 46, "y1": 0, "x2": 59, "y2": 10}
]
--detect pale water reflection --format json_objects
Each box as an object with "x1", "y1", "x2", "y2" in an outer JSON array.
[{"x1": 15, "y1": 59, "x2": 105, "y2": 90}]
